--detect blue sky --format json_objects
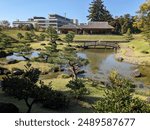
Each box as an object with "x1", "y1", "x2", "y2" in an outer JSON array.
[{"x1": 0, "y1": 0, "x2": 146, "y2": 23}]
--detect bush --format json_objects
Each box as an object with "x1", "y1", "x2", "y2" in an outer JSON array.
[
  {"x1": 61, "y1": 74, "x2": 70, "y2": 79},
  {"x1": 43, "y1": 91, "x2": 70, "y2": 110},
  {"x1": 0, "y1": 102, "x2": 19, "y2": 113},
  {"x1": 41, "y1": 43, "x2": 46, "y2": 46},
  {"x1": 93, "y1": 71, "x2": 150, "y2": 113},
  {"x1": 0, "y1": 51, "x2": 7, "y2": 58},
  {"x1": 51, "y1": 65, "x2": 60, "y2": 72},
  {"x1": 66, "y1": 79, "x2": 89, "y2": 99},
  {"x1": 141, "y1": 50, "x2": 149, "y2": 54}
]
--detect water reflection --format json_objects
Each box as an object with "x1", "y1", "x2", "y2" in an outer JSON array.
[
  {"x1": 6, "y1": 51, "x2": 40, "y2": 61},
  {"x1": 77, "y1": 49, "x2": 135, "y2": 81}
]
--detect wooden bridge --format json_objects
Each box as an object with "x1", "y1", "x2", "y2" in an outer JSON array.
[{"x1": 74, "y1": 40, "x2": 129, "y2": 49}]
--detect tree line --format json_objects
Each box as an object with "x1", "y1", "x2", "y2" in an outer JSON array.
[{"x1": 87, "y1": 0, "x2": 149, "y2": 39}]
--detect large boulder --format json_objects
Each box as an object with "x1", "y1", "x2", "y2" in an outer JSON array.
[
  {"x1": 132, "y1": 69, "x2": 142, "y2": 77},
  {"x1": 0, "y1": 102, "x2": 19, "y2": 113},
  {"x1": 12, "y1": 68, "x2": 24, "y2": 75}
]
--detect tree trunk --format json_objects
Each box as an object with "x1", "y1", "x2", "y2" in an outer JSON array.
[
  {"x1": 69, "y1": 61, "x2": 78, "y2": 80},
  {"x1": 25, "y1": 98, "x2": 36, "y2": 113}
]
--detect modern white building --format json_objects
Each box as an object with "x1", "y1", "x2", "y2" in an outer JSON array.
[{"x1": 13, "y1": 14, "x2": 75, "y2": 30}]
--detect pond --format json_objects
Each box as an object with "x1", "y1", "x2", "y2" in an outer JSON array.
[
  {"x1": 6, "y1": 51, "x2": 40, "y2": 61},
  {"x1": 77, "y1": 49, "x2": 150, "y2": 88}
]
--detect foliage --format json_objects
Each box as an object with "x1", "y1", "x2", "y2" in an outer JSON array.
[
  {"x1": 0, "y1": 20, "x2": 10, "y2": 29},
  {"x1": 19, "y1": 24, "x2": 34, "y2": 31},
  {"x1": 0, "y1": 102, "x2": 19, "y2": 113},
  {"x1": 24, "y1": 32, "x2": 33, "y2": 41},
  {"x1": 64, "y1": 31, "x2": 75, "y2": 45},
  {"x1": 37, "y1": 33, "x2": 46, "y2": 41},
  {"x1": 39, "y1": 44, "x2": 59, "y2": 63},
  {"x1": 66, "y1": 79, "x2": 89, "y2": 99},
  {"x1": 87, "y1": 0, "x2": 113, "y2": 21},
  {"x1": 1, "y1": 63, "x2": 53, "y2": 113},
  {"x1": 42, "y1": 91, "x2": 70, "y2": 110},
  {"x1": 93, "y1": 71, "x2": 150, "y2": 113},
  {"x1": 46, "y1": 26, "x2": 59, "y2": 43},
  {"x1": 110, "y1": 14, "x2": 141, "y2": 34},
  {"x1": 136, "y1": 0, "x2": 150, "y2": 42},
  {"x1": 17, "y1": 33, "x2": 24, "y2": 40},
  {"x1": 125, "y1": 28, "x2": 133, "y2": 41}
]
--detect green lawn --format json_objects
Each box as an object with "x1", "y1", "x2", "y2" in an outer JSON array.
[
  {"x1": 2, "y1": 61, "x2": 53, "y2": 73},
  {"x1": 60, "y1": 34, "x2": 126, "y2": 41},
  {"x1": 2, "y1": 29, "x2": 126, "y2": 41}
]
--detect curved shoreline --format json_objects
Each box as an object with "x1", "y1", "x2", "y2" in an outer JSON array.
[{"x1": 115, "y1": 47, "x2": 150, "y2": 66}]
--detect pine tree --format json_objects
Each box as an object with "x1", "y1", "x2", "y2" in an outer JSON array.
[{"x1": 87, "y1": 0, "x2": 113, "y2": 21}]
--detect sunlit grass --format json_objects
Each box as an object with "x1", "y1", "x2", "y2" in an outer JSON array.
[{"x1": 3, "y1": 61, "x2": 52, "y2": 73}]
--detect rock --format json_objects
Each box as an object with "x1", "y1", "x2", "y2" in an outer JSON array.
[
  {"x1": 116, "y1": 57, "x2": 124, "y2": 62},
  {"x1": 139, "y1": 83, "x2": 144, "y2": 88},
  {"x1": 12, "y1": 68, "x2": 24, "y2": 75},
  {"x1": 75, "y1": 45, "x2": 81, "y2": 48},
  {"x1": 3, "y1": 69, "x2": 11, "y2": 75},
  {"x1": 51, "y1": 66, "x2": 60, "y2": 73},
  {"x1": 36, "y1": 48, "x2": 42, "y2": 51},
  {"x1": 0, "y1": 102, "x2": 19, "y2": 113},
  {"x1": 147, "y1": 97, "x2": 150, "y2": 103},
  {"x1": 77, "y1": 70, "x2": 85, "y2": 74},
  {"x1": 60, "y1": 68, "x2": 65, "y2": 72},
  {"x1": 0, "y1": 67, "x2": 10, "y2": 75},
  {"x1": 41, "y1": 71, "x2": 49, "y2": 75},
  {"x1": 7, "y1": 59, "x2": 19, "y2": 64},
  {"x1": 132, "y1": 69, "x2": 142, "y2": 77},
  {"x1": 41, "y1": 43, "x2": 46, "y2": 46}
]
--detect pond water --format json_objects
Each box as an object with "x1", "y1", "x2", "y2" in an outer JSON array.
[
  {"x1": 6, "y1": 51, "x2": 40, "y2": 61},
  {"x1": 77, "y1": 49, "x2": 150, "y2": 88},
  {"x1": 4, "y1": 49, "x2": 150, "y2": 88},
  {"x1": 77, "y1": 49, "x2": 135, "y2": 80}
]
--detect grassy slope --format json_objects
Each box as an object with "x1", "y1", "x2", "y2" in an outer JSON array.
[
  {"x1": 118, "y1": 34, "x2": 150, "y2": 64},
  {"x1": 2, "y1": 30, "x2": 41, "y2": 39},
  {"x1": 117, "y1": 34, "x2": 150, "y2": 85}
]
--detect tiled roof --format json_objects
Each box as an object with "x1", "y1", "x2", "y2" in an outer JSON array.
[
  {"x1": 59, "y1": 22, "x2": 114, "y2": 30},
  {"x1": 82, "y1": 22, "x2": 114, "y2": 29},
  {"x1": 59, "y1": 24, "x2": 80, "y2": 29}
]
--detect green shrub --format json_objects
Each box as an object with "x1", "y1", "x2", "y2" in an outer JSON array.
[
  {"x1": 43, "y1": 91, "x2": 70, "y2": 110},
  {"x1": 66, "y1": 79, "x2": 89, "y2": 99},
  {"x1": 141, "y1": 50, "x2": 149, "y2": 54},
  {"x1": 61, "y1": 74, "x2": 70, "y2": 79}
]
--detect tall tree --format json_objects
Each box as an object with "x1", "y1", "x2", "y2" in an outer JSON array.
[
  {"x1": 87, "y1": 0, "x2": 113, "y2": 21},
  {"x1": 0, "y1": 20, "x2": 10, "y2": 29},
  {"x1": 137, "y1": 0, "x2": 150, "y2": 42}
]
